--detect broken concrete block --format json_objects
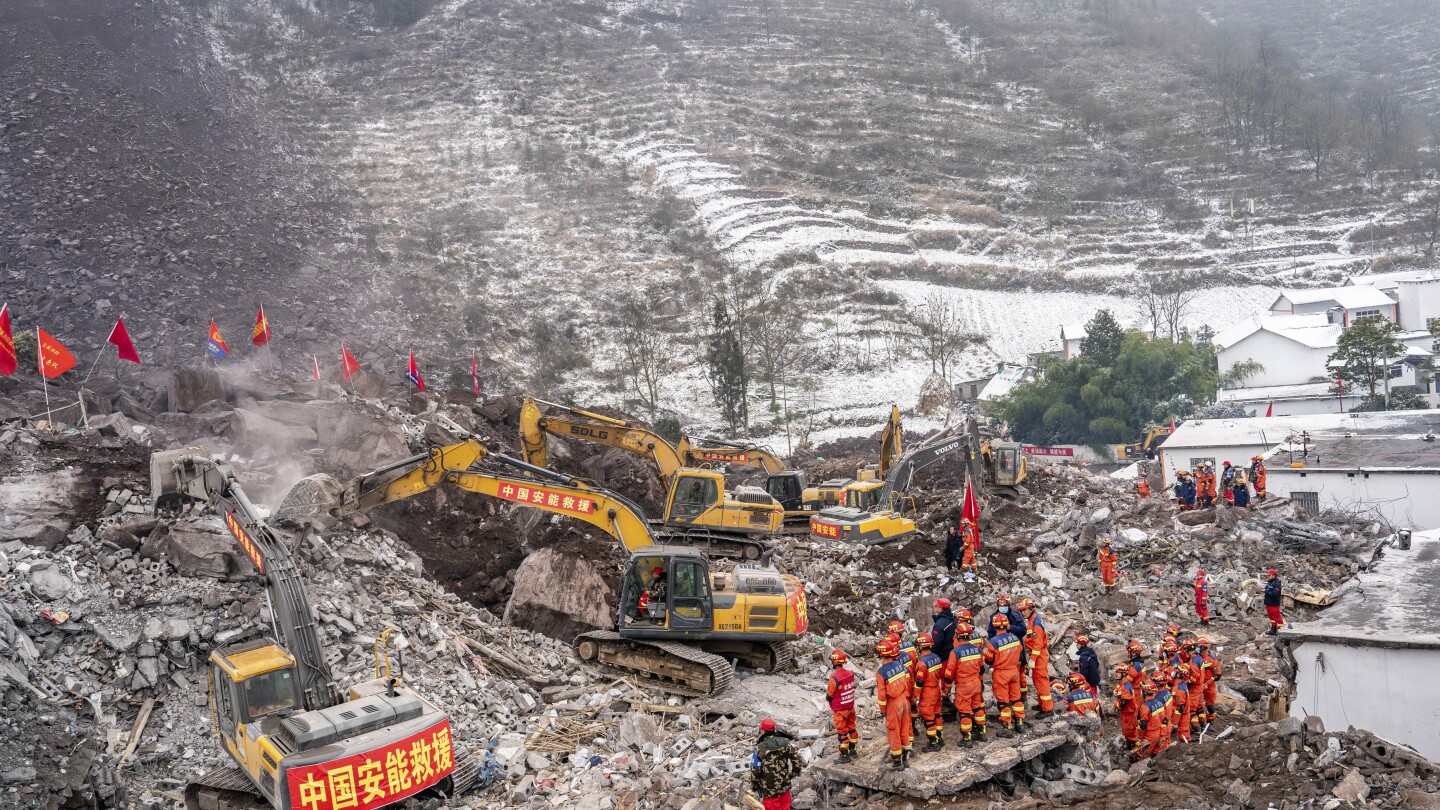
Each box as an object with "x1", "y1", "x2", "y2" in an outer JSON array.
[
  {"x1": 29, "y1": 562, "x2": 74, "y2": 600},
  {"x1": 1332, "y1": 769, "x2": 1370, "y2": 803},
  {"x1": 617, "y1": 713, "x2": 662, "y2": 750}
]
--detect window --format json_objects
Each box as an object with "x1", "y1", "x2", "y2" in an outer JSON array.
[
  {"x1": 1351, "y1": 308, "x2": 1382, "y2": 321},
  {"x1": 212, "y1": 663, "x2": 236, "y2": 733},
  {"x1": 1291, "y1": 491, "x2": 1320, "y2": 514},
  {"x1": 242, "y1": 668, "x2": 298, "y2": 721},
  {"x1": 673, "y1": 476, "x2": 718, "y2": 518},
  {"x1": 672, "y1": 561, "x2": 710, "y2": 621},
  {"x1": 997, "y1": 447, "x2": 1017, "y2": 472}
]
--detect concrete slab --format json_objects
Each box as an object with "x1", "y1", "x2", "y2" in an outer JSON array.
[
  {"x1": 692, "y1": 673, "x2": 828, "y2": 730},
  {"x1": 808, "y1": 715, "x2": 1096, "y2": 800}
]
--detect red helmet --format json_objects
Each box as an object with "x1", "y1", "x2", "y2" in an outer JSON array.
[
  {"x1": 1166, "y1": 623, "x2": 1181, "y2": 637},
  {"x1": 1174, "y1": 662, "x2": 1192, "y2": 678},
  {"x1": 917, "y1": 633, "x2": 933, "y2": 649},
  {"x1": 956, "y1": 622, "x2": 973, "y2": 636},
  {"x1": 991, "y1": 613, "x2": 1009, "y2": 629},
  {"x1": 1075, "y1": 633, "x2": 1090, "y2": 647},
  {"x1": 1223, "y1": 461, "x2": 1232, "y2": 467},
  {"x1": 1017, "y1": 597, "x2": 1037, "y2": 611},
  {"x1": 876, "y1": 638, "x2": 898, "y2": 658},
  {"x1": 1067, "y1": 672, "x2": 1086, "y2": 687},
  {"x1": 1112, "y1": 662, "x2": 1129, "y2": 676},
  {"x1": 830, "y1": 649, "x2": 848, "y2": 666},
  {"x1": 1196, "y1": 569, "x2": 1206, "y2": 577},
  {"x1": 760, "y1": 718, "x2": 776, "y2": 731},
  {"x1": 1268, "y1": 569, "x2": 1278, "y2": 578},
  {"x1": 888, "y1": 620, "x2": 905, "y2": 636},
  {"x1": 1140, "y1": 681, "x2": 1158, "y2": 696},
  {"x1": 997, "y1": 593, "x2": 1012, "y2": 606},
  {"x1": 1182, "y1": 637, "x2": 1198, "y2": 650},
  {"x1": 1197, "y1": 637, "x2": 1211, "y2": 647},
  {"x1": 651, "y1": 566, "x2": 664, "y2": 576},
  {"x1": 1162, "y1": 640, "x2": 1179, "y2": 655},
  {"x1": 934, "y1": 598, "x2": 951, "y2": 609},
  {"x1": 1126, "y1": 641, "x2": 1144, "y2": 656},
  {"x1": 957, "y1": 608, "x2": 973, "y2": 621},
  {"x1": 1051, "y1": 681, "x2": 1067, "y2": 695}
]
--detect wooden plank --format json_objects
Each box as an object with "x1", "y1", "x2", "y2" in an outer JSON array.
[{"x1": 115, "y1": 698, "x2": 155, "y2": 772}]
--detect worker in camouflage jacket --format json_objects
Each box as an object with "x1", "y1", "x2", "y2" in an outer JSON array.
[{"x1": 751, "y1": 718, "x2": 803, "y2": 809}]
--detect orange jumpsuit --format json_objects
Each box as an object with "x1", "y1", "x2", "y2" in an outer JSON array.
[
  {"x1": 984, "y1": 631, "x2": 1026, "y2": 726},
  {"x1": 943, "y1": 640, "x2": 986, "y2": 737},
  {"x1": 1024, "y1": 613, "x2": 1052, "y2": 712},
  {"x1": 1201, "y1": 651, "x2": 1222, "y2": 722},
  {"x1": 1171, "y1": 681, "x2": 1193, "y2": 743},
  {"x1": 1065, "y1": 688, "x2": 1099, "y2": 716},
  {"x1": 1196, "y1": 469, "x2": 1216, "y2": 508},
  {"x1": 912, "y1": 651, "x2": 945, "y2": 742},
  {"x1": 1137, "y1": 694, "x2": 1170, "y2": 758},
  {"x1": 875, "y1": 656, "x2": 914, "y2": 756},
  {"x1": 1186, "y1": 655, "x2": 1206, "y2": 730},
  {"x1": 1252, "y1": 462, "x2": 1267, "y2": 499},
  {"x1": 1098, "y1": 547, "x2": 1118, "y2": 589},
  {"x1": 960, "y1": 525, "x2": 979, "y2": 570},
  {"x1": 1114, "y1": 680, "x2": 1138, "y2": 745},
  {"x1": 826, "y1": 667, "x2": 858, "y2": 754}
]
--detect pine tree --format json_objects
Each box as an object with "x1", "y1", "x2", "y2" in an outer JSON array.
[
  {"x1": 1083, "y1": 309, "x2": 1125, "y2": 367},
  {"x1": 706, "y1": 299, "x2": 746, "y2": 433}
]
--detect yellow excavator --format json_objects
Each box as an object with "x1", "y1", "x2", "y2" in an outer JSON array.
[
  {"x1": 282, "y1": 437, "x2": 808, "y2": 695},
  {"x1": 1116, "y1": 425, "x2": 1170, "y2": 461},
  {"x1": 518, "y1": 398, "x2": 784, "y2": 557},
  {"x1": 810, "y1": 420, "x2": 969, "y2": 544},
  {"x1": 801, "y1": 404, "x2": 905, "y2": 512},
  {"x1": 150, "y1": 448, "x2": 478, "y2": 810},
  {"x1": 980, "y1": 438, "x2": 1029, "y2": 500},
  {"x1": 678, "y1": 436, "x2": 817, "y2": 525}
]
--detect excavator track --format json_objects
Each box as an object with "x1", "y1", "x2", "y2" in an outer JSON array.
[
  {"x1": 573, "y1": 630, "x2": 735, "y2": 696},
  {"x1": 766, "y1": 641, "x2": 796, "y2": 672},
  {"x1": 184, "y1": 765, "x2": 266, "y2": 810}
]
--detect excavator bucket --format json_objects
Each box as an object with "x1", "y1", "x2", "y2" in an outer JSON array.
[
  {"x1": 149, "y1": 446, "x2": 208, "y2": 512},
  {"x1": 274, "y1": 473, "x2": 345, "y2": 527}
]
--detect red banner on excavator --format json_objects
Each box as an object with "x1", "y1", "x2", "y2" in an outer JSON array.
[
  {"x1": 223, "y1": 510, "x2": 265, "y2": 573},
  {"x1": 285, "y1": 719, "x2": 453, "y2": 810},
  {"x1": 494, "y1": 482, "x2": 598, "y2": 516}
]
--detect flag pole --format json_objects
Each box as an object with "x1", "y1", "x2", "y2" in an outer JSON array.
[
  {"x1": 38, "y1": 328, "x2": 53, "y2": 429},
  {"x1": 80, "y1": 345, "x2": 108, "y2": 386}
]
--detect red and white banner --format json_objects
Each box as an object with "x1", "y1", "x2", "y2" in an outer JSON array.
[
  {"x1": 1022, "y1": 445, "x2": 1074, "y2": 457},
  {"x1": 284, "y1": 719, "x2": 453, "y2": 810}
]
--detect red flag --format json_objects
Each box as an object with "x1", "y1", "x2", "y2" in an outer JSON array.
[
  {"x1": 406, "y1": 350, "x2": 425, "y2": 392},
  {"x1": 961, "y1": 477, "x2": 981, "y2": 549},
  {"x1": 341, "y1": 345, "x2": 361, "y2": 381},
  {"x1": 471, "y1": 350, "x2": 480, "y2": 395},
  {"x1": 37, "y1": 328, "x2": 77, "y2": 379},
  {"x1": 1169, "y1": 419, "x2": 1176, "y2": 433},
  {"x1": 0, "y1": 304, "x2": 15, "y2": 377},
  {"x1": 107, "y1": 317, "x2": 142, "y2": 364},
  {"x1": 252, "y1": 306, "x2": 272, "y2": 347},
  {"x1": 312, "y1": 355, "x2": 321, "y2": 381},
  {"x1": 1264, "y1": 401, "x2": 1273, "y2": 417},
  {"x1": 207, "y1": 321, "x2": 230, "y2": 359}
]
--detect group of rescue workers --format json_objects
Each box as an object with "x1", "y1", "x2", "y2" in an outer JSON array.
[
  {"x1": 822, "y1": 596, "x2": 1232, "y2": 771},
  {"x1": 1168, "y1": 456, "x2": 1268, "y2": 511}
]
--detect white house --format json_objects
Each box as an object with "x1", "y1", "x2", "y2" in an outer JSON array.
[
  {"x1": 1284, "y1": 529, "x2": 1440, "y2": 761},
  {"x1": 976, "y1": 364, "x2": 1034, "y2": 414},
  {"x1": 1265, "y1": 421, "x2": 1440, "y2": 529},
  {"x1": 1213, "y1": 313, "x2": 1341, "y2": 389},
  {"x1": 1156, "y1": 410, "x2": 1439, "y2": 490},
  {"x1": 1346, "y1": 269, "x2": 1440, "y2": 331},
  {"x1": 1215, "y1": 382, "x2": 1364, "y2": 417},
  {"x1": 1269, "y1": 286, "x2": 1397, "y2": 325}
]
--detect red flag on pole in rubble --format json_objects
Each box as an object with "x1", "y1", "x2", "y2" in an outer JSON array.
[
  {"x1": 341, "y1": 345, "x2": 361, "y2": 382},
  {"x1": 37, "y1": 328, "x2": 77, "y2": 379},
  {"x1": 961, "y1": 476, "x2": 980, "y2": 549},
  {"x1": 312, "y1": 355, "x2": 321, "y2": 381},
  {"x1": 406, "y1": 350, "x2": 425, "y2": 392},
  {"x1": 0, "y1": 304, "x2": 16, "y2": 377},
  {"x1": 252, "y1": 306, "x2": 272, "y2": 347},
  {"x1": 107, "y1": 317, "x2": 142, "y2": 364},
  {"x1": 471, "y1": 350, "x2": 480, "y2": 395}
]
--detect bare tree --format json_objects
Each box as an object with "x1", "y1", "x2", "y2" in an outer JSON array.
[
  {"x1": 910, "y1": 293, "x2": 969, "y2": 381},
  {"x1": 750, "y1": 285, "x2": 813, "y2": 409},
  {"x1": 1296, "y1": 91, "x2": 1347, "y2": 181},
  {"x1": 613, "y1": 291, "x2": 675, "y2": 420},
  {"x1": 707, "y1": 270, "x2": 767, "y2": 436},
  {"x1": 1139, "y1": 271, "x2": 1202, "y2": 340}
]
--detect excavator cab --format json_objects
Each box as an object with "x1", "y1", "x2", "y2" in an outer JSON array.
[
  {"x1": 843, "y1": 480, "x2": 886, "y2": 511},
  {"x1": 982, "y1": 440, "x2": 1029, "y2": 500},
  {"x1": 763, "y1": 471, "x2": 807, "y2": 511},
  {"x1": 663, "y1": 470, "x2": 782, "y2": 536},
  {"x1": 207, "y1": 640, "x2": 301, "y2": 794}
]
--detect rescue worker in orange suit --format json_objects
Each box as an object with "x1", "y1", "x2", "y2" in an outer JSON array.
[
  {"x1": 1017, "y1": 597, "x2": 1053, "y2": 717},
  {"x1": 1123, "y1": 640, "x2": 1147, "y2": 690},
  {"x1": 1154, "y1": 670, "x2": 1177, "y2": 753},
  {"x1": 960, "y1": 519, "x2": 980, "y2": 572},
  {"x1": 1194, "y1": 569, "x2": 1210, "y2": 626},
  {"x1": 1136, "y1": 475, "x2": 1151, "y2": 498},
  {"x1": 1196, "y1": 462, "x2": 1216, "y2": 508},
  {"x1": 1181, "y1": 638, "x2": 1205, "y2": 734},
  {"x1": 942, "y1": 622, "x2": 987, "y2": 745},
  {"x1": 1198, "y1": 638, "x2": 1222, "y2": 725},
  {"x1": 1264, "y1": 568, "x2": 1285, "y2": 635},
  {"x1": 1062, "y1": 672, "x2": 1100, "y2": 716},
  {"x1": 912, "y1": 634, "x2": 946, "y2": 750},
  {"x1": 1098, "y1": 537, "x2": 1119, "y2": 592},
  {"x1": 825, "y1": 650, "x2": 858, "y2": 763},
  {"x1": 1113, "y1": 662, "x2": 1140, "y2": 753},
  {"x1": 1251, "y1": 455, "x2": 1268, "y2": 501},
  {"x1": 1075, "y1": 633, "x2": 1101, "y2": 693},
  {"x1": 984, "y1": 613, "x2": 1027, "y2": 736},
  {"x1": 1175, "y1": 663, "x2": 1198, "y2": 742},
  {"x1": 874, "y1": 638, "x2": 914, "y2": 770},
  {"x1": 636, "y1": 565, "x2": 666, "y2": 620},
  {"x1": 1135, "y1": 681, "x2": 1169, "y2": 760}
]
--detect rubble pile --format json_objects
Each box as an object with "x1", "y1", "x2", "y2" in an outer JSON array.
[{"x1": 1, "y1": 368, "x2": 1435, "y2": 809}]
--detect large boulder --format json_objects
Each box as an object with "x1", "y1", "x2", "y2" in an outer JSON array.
[
  {"x1": 141, "y1": 516, "x2": 258, "y2": 580},
  {"x1": 0, "y1": 469, "x2": 80, "y2": 548},
  {"x1": 227, "y1": 407, "x2": 319, "y2": 451},
  {"x1": 503, "y1": 547, "x2": 614, "y2": 641},
  {"x1": 168, "y1": 368, "x2": 227, "y2": 413},
  {"x1": 316, "y1": 406, "x2": 408, "y2": 476}
]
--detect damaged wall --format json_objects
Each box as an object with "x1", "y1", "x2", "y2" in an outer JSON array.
[
  {"x1": 1290, "y1": 640, "x2": 1440, "y2": 761},
  {"x1": 1267, "y1": 468, "x2": 1440, "y2": 529}
]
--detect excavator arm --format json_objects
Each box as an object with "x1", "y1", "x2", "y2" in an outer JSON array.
[
  {"x1": 150, "y1": 450, "x2": 339, "y2": 712},
  {"x1": 519, "y1": 397, "x2": 685, "y2": 489},
  {"x1": 877, "y1": 404, "x2": 904, "y2": 479},
  {"x1": 873, "y1": 422, "x2": 968, "y2": 509},
  {"x1": 324, "y1": 438, "x2": 659, "y2": 554},
  {"x1": 681, "y1": 437, "x2": 788, "y2": 474}
]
